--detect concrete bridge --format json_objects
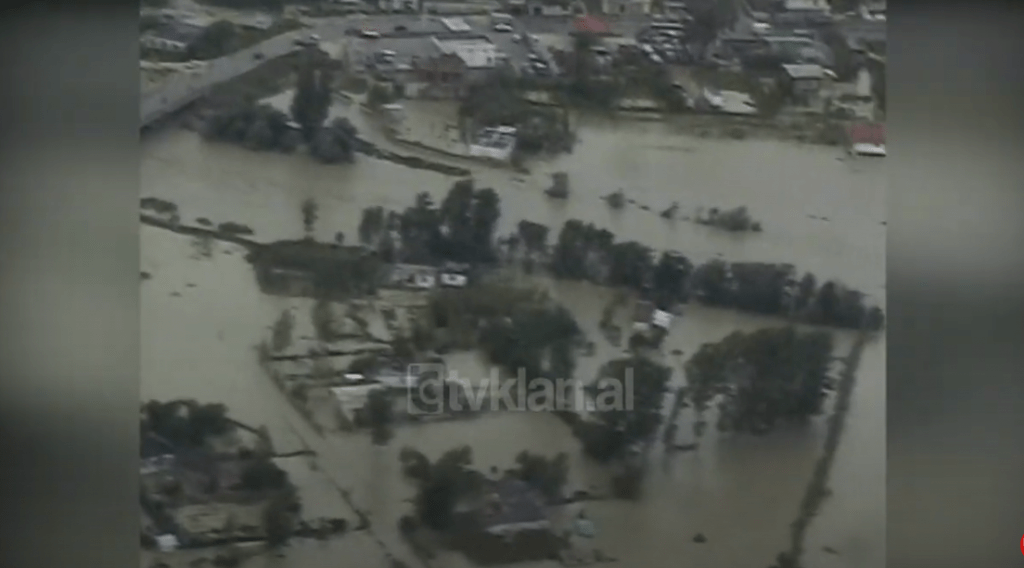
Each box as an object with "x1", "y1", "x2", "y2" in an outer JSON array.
[{"x1": 140, "y1": 28, "x2": 314, "y2": 129}]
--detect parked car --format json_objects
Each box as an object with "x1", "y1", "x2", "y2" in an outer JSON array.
[
  {"x1": 360, "y1": 29, "x2": 382, "y2": 39},
  {"x1": 294, "y1": 33, "x2": 320, "y2": 47},
  {"x1": 493, "y1": 23, "x2": 513, "y2": 32}
]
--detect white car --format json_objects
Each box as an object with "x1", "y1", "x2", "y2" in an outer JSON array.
[
  {"x1": 360, "y1": 30, "x2": 381, "y2": 39},
  {"x1": 493, "y1": 23, "x2": 513, "y2": 32}
]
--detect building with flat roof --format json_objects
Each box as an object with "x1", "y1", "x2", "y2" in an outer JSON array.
[
  {"x1": 432, "y1": 36, "x2": 504, "y2": 69},
  {"x1": 469, "y1": 126, "x2": 517, "y2": 162}
]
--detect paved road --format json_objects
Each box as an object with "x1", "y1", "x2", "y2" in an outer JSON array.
[
  {"x1": 141, "y1": 28, "x2": 315, "y2": 126},
  {"x1": 142, "y1": 15, "x2": 442, "y2": 126}
]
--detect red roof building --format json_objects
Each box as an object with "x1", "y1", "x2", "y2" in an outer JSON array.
[
  {"x1": 848, "y1": 122, "x2": 885, "y2": 145},
  {"x1": 572, "y1": 16, "x2": 610, "y2": 35}
]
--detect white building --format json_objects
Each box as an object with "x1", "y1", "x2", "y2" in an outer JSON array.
[
  {"x1": 440, "y1": 17, "x2": 473, "y2": 33},
  {"x1": 439, "y1": 272, "x2": 469, "y2": 288},
  {"x1": 782, "y1": 0, "x2": 830, "y2": 12},
  {"x1": 468, "y1": 126, "x2": 517, "y2": 162},
  {"x1": 432, "y1": 36, "x2": 505, "y2": 71}
]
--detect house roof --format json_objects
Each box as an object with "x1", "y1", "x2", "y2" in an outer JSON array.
[
  {"x1": 848, "y1": 122, "x2": 885, "y2": 144},
  {"x1": 432, "y1": 37, "x2": 502, "y2": 68},
  {"x1": 573, "y1": 16, "x2": 610, "y2": 35},
  {"x1": 477, "y1": 477, "x2": 548, "y2": 530},
  {"x1": 782, "y1": 63, "x2": 824, "y2": 79}
]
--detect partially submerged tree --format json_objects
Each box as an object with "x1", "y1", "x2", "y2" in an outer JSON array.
[
  {"x1": 290, "y1": 54, "x2": 333, "y2": 142},
  {"x1": 580, "y1": 356, "x2": 671, "y2": 462},
  {"x1": 301, "y1": 198, "x2": 319, "y2": 236},
  {"x1": 513, "y1": 451, "x2": 569, "y2": 502},
  {"x1": 685, "y1": 327, "x2": 835, "y2": 436},
  {"x1": 365, "y1": 388, "x2": 394, "y2": 446},
  {"x1": 399, "y1": 446, "x2": 482, "y2": 531},
  {"x1": 141, "y1": 400, "x2": 233, "y2": 448}
]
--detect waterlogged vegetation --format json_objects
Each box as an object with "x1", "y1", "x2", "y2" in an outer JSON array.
[
  {"x1": 355, "y1": 180, "x2": 883, "y2": 333},
  {"x1": 685, "y1": 327, "x2": 835, "y2": 437},
  {"x1": 397, "y1": 445, "x2": 569, "y2": 532},
  {"x1": 202, "y1": 52, "x2": 359, "y2": 164}
]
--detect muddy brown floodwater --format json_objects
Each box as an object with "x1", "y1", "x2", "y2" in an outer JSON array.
[{"x1": 141, "y1": 110, "x2": 885, "y2": 568}]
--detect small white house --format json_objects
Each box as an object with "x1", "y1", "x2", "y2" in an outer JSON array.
[
  {"x1": 439, "y1": 273, "x2": 468, "y2": 288},
  {"x1": 155, "y1": 534, "x2": 180, "y2": 552},
  {"x1": 651, "y1": 309, "x2": 672, "y2": 330}
]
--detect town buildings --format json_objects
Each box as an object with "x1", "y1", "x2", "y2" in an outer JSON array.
[
  {"x1": 349, "y1": 19, "x2": 511, "y2": 99},
  {"x1": 781, "y1": 62, "x2": 826, "y2": 105},
  {"x1": 523, "y1": 0, "x2": 583, "y2": 17},
  {"x1": 601, "y1": 0, "x2": 651, "y2": 15}
]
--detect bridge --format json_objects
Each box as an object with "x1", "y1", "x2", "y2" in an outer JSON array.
[{"x1": 140, "y1": 28, "x2": 313, "y2": 129}]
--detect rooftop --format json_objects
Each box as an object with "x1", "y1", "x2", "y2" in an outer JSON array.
[
  {"x1": 783, "y1": 0, "x2": 830, "y2": 11},
  {"x1": 432, "y1": 36, "x2": 503, "y2": 68},
  {"x1": 782, "y1": 63, "x2": 825, "y2": 79},
  {"x1": 848, "y1": 122, "x2": 885, "y2": 144},
  {"x1": 476, "y1": 477, "x2": 548, "y2": 531},
  {"x1": 572, "y1": 15, "x2": 610, "y2": 35},
  {"x1": 440, "y1": 17, "x2": 473, "y2": 32}
]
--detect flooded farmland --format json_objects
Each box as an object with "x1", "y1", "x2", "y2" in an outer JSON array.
[{"x1": 141, "y1": 113, "x2": 885, "y2": 568}]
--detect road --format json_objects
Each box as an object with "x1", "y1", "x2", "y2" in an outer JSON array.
[
  {"x1": 141, "y1": 28, "x2": 314, "y2": 126},
  {"x1": 145, "y1": 12, "x2": 658, "y2": 126},
  {"x1": 142, "y1": 16, "x2": 433, "y2": 126}
]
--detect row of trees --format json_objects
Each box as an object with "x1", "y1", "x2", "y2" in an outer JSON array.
[
  {"x1": 141, "y1": 399, "x2": 232, "y2": 448},
  {"x1": 355, "y1": 192, "x2": 883, "y2": 331},
  {"x1": 202, "y1": 103, "x2": 303, "y2": 152},
  {"x1": 578, "y1": 356, "x2": 673, "y2": 463},
  {"x1": 685, "y1": 327, "x2": 835, "y2": 436},
  {"x1": 358, "y1": 180, "x2": 502, "y2": 265},
  {"x1": 546, "y1": 219, "x2": 884, "y2": 331}
]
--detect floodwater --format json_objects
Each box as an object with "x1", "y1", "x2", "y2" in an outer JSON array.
[{"x1": 141, "y1": 112, "x2": 885, "y2": 568}]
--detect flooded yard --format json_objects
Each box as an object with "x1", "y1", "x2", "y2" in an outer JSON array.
[{"x1": 141, "y1": 112, "x2": 884, "y2": 568}]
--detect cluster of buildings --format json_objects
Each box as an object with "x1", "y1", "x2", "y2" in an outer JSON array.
[{"x1": 346, "y1": 16, "x2": 517, "y2": 99}]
